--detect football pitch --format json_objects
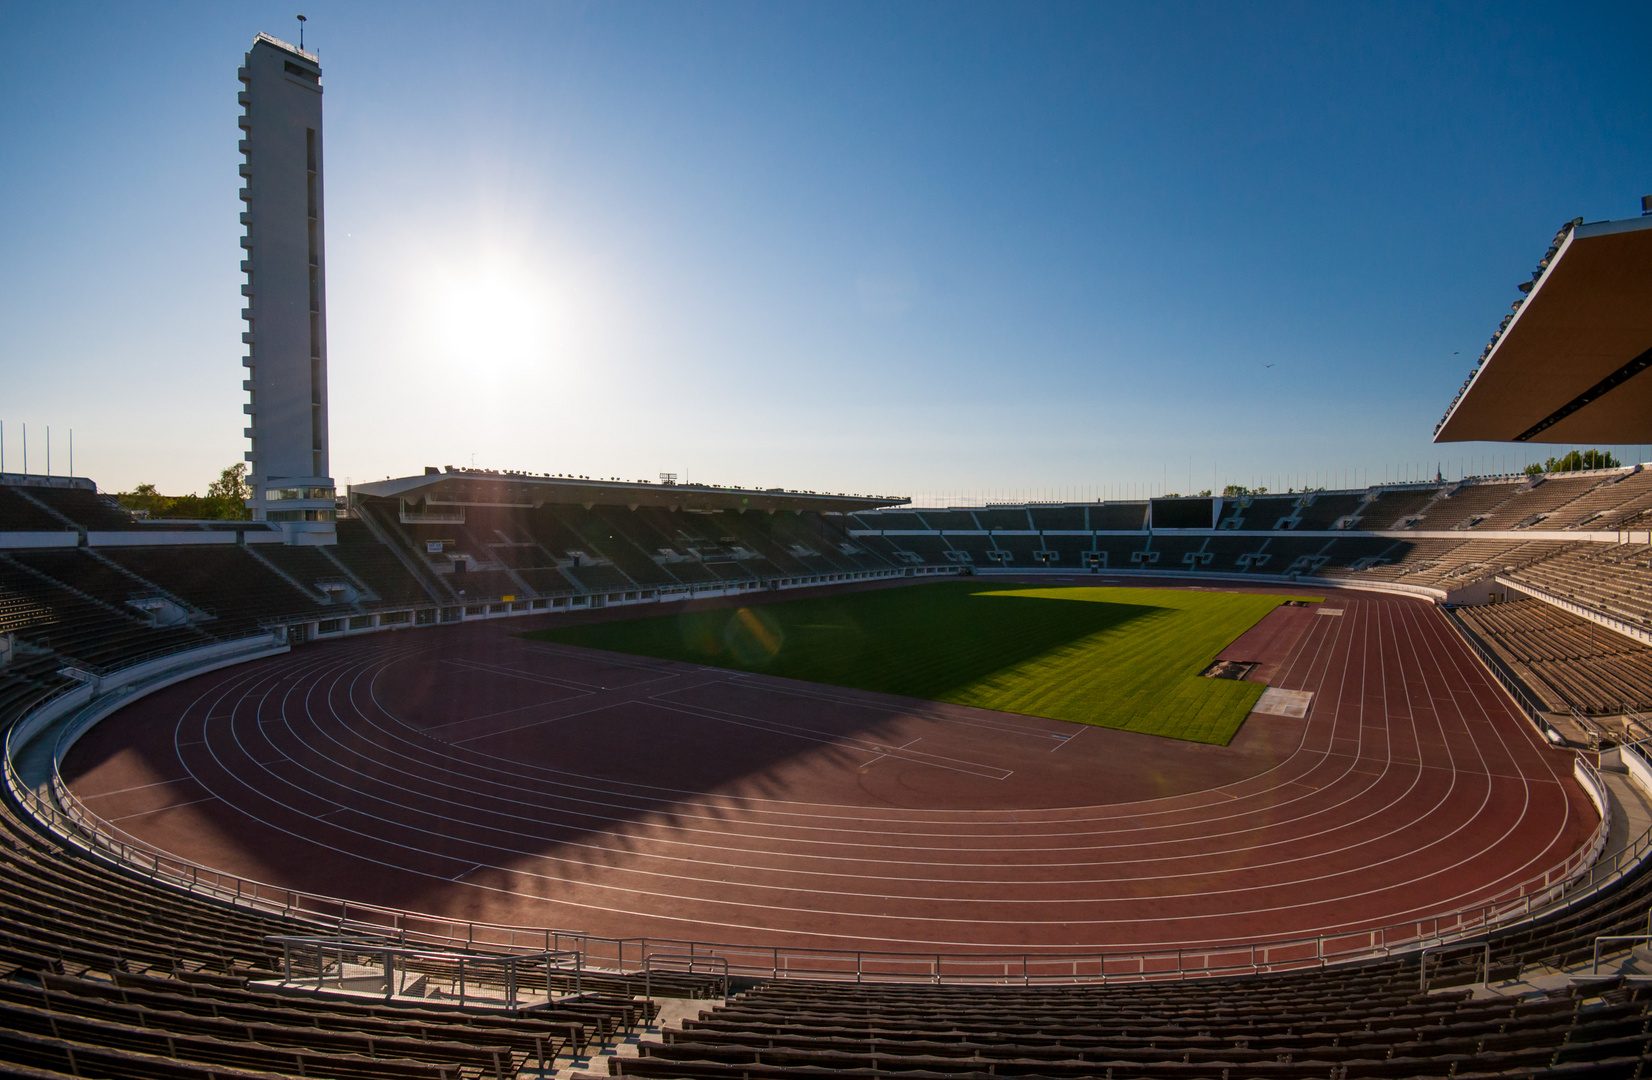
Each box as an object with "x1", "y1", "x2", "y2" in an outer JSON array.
[{"x1": 527, "y1": 582, "x2": 1308, "y2": 744}]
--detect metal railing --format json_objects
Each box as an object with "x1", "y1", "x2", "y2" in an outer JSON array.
[
  {"x1": 645, "y1": 951, "x2": 729, "y2": 1001},
  {"x1": 14, "y1": 746, "x2": 1639, "y2": 986},
  {"x1": 265, "y1": 934, "x2": 579, "y2": 1009}
]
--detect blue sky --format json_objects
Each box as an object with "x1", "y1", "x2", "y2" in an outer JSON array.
[{"x1": 2, "y1": 2, "x2": 1649, "y2": 503}]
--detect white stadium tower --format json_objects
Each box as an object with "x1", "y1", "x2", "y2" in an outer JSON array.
[{"x1": 237, "y1": 32, "x2": 336, "y2": 542}]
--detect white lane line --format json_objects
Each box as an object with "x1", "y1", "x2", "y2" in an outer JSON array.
[{"x1": 109, "y1": 796, "x2": 218, "y2": 822}]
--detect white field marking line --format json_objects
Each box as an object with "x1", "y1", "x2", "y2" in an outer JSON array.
[
  {"x1": 136, "y1": 708, "x2": 1595, "y2": 947},
  {"x1": 216, "y1": 644, "x2": 1513, "y2": 891},
  {"x1": 78, "y1": 776, "x2": 197, "y2": 800},
  {"x1": 442, "y1": 654, "x2": 693, "y2": 699},
  {"x1": 437, "y1": 656, "x2": 607, "y2": 692},
  {"x1": 1384, "y1": 599, "x2": 1580, "y2": 902},
  {"x1": 373, "y1": 638, "x2": 1314, "y2": 822},
  {"x1": 677, "y1": 674, "x2": 1072, "y2": 742},
  {"x1": 108, "y1": 795, "x2": 219, "y2": 822},
  {"x1": 451, "y1": 863, "x2": 485, "y2": 882},
  {"x1": 132, "y1": 597, "x2": 1585, "y2": 944},
  {"x1": 145, "y1": 607, "x2": 1559, "y2": 911},
  {"x1": 640, "y1": 698, "x2": 1013, "y2": 781},
  {"x1": 368, "y1": 650, "x2": 1400, "y2": 838},
  {"x1": 345, "y1": 630, "x2": 1438, "y2": 845},
  {"x1": 857, "y1": 737, "x2": 923, "y2": 770},
  {"x1": 435, "y1": 669, "x2": 733, "y2": 744}
]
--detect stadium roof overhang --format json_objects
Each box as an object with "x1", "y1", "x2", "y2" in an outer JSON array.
[
  {"x1": 1434, "y1": 213, "x2": 1652, "y2": 444},
  {"x1": 349, "y1": 470, "x2": 909, "y2": 515}
]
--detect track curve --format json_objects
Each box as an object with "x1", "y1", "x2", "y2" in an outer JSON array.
[{"x1": 63, "y1": 583, "x2": 1596, "y2": 954}]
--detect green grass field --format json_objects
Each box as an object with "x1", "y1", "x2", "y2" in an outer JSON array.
[{"x1": 525, "y1": 582, "x2": 1310, "y2": 745}]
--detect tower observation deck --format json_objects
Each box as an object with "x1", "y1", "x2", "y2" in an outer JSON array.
[{"x1": 237, "y1": 32, "x2": 336, "y2": 542}]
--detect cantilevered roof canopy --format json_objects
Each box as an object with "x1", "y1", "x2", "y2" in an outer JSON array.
[
  {"x1": 350, "y1": 470, "x2": 908, "y2": 515},
  {"x1": 1435, "y1": 213, "x2": 1652, "y2": 444}
]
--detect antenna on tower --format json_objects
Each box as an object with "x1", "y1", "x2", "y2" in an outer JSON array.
[{"x1": 296, "y1": 14, "x2": 307, "y2": 50}]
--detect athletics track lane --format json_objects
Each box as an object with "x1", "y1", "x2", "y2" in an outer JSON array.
[{"x1": 62, "y1": 585, "x2": 1596, "y2": 954}]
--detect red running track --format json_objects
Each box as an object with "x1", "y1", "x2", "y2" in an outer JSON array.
[{"x1": 63, "y1": 583, "x2": 1596, "y2": 955}]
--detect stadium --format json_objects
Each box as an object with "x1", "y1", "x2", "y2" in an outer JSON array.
[{"x1": 6, "y1": 21, "x2": 1652, "y2": 1080}]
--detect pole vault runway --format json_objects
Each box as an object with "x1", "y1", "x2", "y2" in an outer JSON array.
[{"x1": 62, "y1": 585, "x2": 1596, "y2": 955}]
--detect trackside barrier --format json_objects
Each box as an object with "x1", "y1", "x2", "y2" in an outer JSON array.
[
  {"x1": 644, "y1": 951, "x2": 729, "y2": 1002},
  {"x1": 1, "y1": 635, "x2": 1642, "y2": 987},
  {"x1": 1418, "y1": 941, "x2": 1490, "y2": 991},
  {"x1": 265, "y1": 934, "x2": 579, "y2": 1011}
]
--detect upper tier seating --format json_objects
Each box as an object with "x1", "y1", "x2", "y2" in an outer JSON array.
[
  {"x1": 1027, "y1": 506, "x2": 1087, "y2": 531},
  {"x1": 1410, "y1": 480, "x2": 1523, "y2": 529},
  {"x1": 20, "y1": 488, "x2": 140, "y2": 531},
  {"x1": 0, "y1": 489, "x2": 76, "y2": 534},
  {"x1": 1355, "y1": 485, "x2": 1445, "y2": 529},
  {"x1": 1543, "y1": 467, "x2": 1652, "y2": 530},
  {"x1": 1472, "y1": 473, "x2": 1610, "y2": 530},
  {"x1": 1290, "y1": 491, "x2": 1365, "y2": 530},
  {"x1": 973, "y1": 508, "x2": 1034, "y2": 531},
  {"x1": 914, "y1": 510, "x2": 981, "y2": 531}
]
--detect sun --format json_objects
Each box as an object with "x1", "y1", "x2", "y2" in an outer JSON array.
[{"x1": 431, "y1": 257, "x2": 556, "y2": 372}]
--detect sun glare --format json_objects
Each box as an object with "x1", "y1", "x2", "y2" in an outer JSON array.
[{"x1": 430, "y1": 258, "x2": 558, "y2": 374}]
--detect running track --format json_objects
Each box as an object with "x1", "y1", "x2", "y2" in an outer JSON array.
[{"x1": 63, "y1": 583, "x2": 1596, "y2": 955}]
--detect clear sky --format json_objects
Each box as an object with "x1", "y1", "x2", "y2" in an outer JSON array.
[{"x1": 3, "y1": 2, "x2": 1650, "y2": 504}]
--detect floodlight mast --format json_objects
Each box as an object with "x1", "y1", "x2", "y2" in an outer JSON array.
[{"x1": 297, "y1": 14, "x2": 306, "y2": 50}]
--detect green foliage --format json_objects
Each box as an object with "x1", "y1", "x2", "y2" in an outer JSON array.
[
  {"x1": 528, "y1": 582, "x2": 1309, "y2": 745},
  {"x1": 1528, "y1": 449, "x2": 1621, "y2": 475},
  {"x1": 115, "y1": 464, "x2": 252, "y2": 521},
  {"x1": 1222, "y1": 484, "x2": 1268, "y2": 496}
]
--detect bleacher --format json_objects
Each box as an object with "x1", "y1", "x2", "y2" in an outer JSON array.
[
  {"x1": 1457, "y1": 598, "x2": 1652, "y2": 714},
  {"x1": 623, "y1": 959, "x2": 1652, "y2": 1080},
  {"x1": 97, "y1": 548, "x2": 328, "y2": 636},
  {"x1": 329, "y1": 519, "x2": 437, "y2": 605},
  {"x1": 1504, "y1": 544, "x2": 1652, "y2": 630},
  {"x1": 19, "y1": 488, "x2": 142, "y2": 532},
  {"x1": 1411, "y1": 479, "x2": 1525, "y2": 529},
  {"x1": 1290, "y1": 491, "x2": 1365, "y2": 530},
  {"x1": 0, "y1": 766, "x2": 677, "y2": 1079},
  {"x1": 1472, "y1": 473, "x2": 1610, "y2": 530},
  {"x1": 0, "y1": 489, "x2": 78, "y2": 534},
  {"x1": 1355, "y1": 485, "x2": 1445, "y2": 529}
]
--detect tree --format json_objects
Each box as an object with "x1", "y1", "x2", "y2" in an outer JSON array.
[
  {"x1": 113, "y1": 464, "x2": 252, "y2": 521},
  {"x1": 1222, "y1": 484, "x2": 1268, "y2": 497},
  {"x1": 206, "y1": 462, "x2": 249, "y2": 503},
  {"x1": 1528, "y1": 449, "x2": 1621, "y2": 475}
]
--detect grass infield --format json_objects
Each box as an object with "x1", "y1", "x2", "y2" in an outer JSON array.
[{"x1": 526, "y1": 581, "x2": 1309, "y2": 745}]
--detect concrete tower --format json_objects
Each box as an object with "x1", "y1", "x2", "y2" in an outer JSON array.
[{"x1": 237, "y1": 32, "x2": 335, "y2": 541}]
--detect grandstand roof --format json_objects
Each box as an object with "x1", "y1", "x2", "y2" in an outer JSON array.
[
  {"x1": 1435, "y1": 211, "x2": 1652, "y2": 444},
  {"x1": 349, "y1": 469, "x2": 908, "y2": 514}
]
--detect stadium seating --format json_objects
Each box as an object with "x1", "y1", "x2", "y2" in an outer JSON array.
[
  {"x1": 18, "y1": 488, "x2": 142, "y2": 532},
  {"x1": 1289, "y1": 491, "x2": 1365, "y2": 530},
  {"x1": 1410, "y1": 479, "x2": 1524, "y2": 529},
  {"x1": 0, "y1": 489, "x2": 78, "y2": 534},
  {"x1": 1456, "y1": 598, "x2": 1652, "y2": 714},
  {"x1": 1354, "y1": 485, "x2": 1445, "y2": 529},
  {"x1": 13, "y1": 470, "x2": 1652, "y2": 1079}
]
